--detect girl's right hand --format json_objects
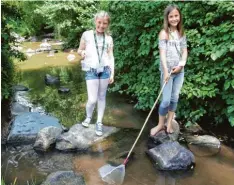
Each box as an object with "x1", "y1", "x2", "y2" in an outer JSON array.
[
  {"x1": 163, "y1": 70, "x2": 170, "y2": 83},
  {"x1": 109, "y1": 76, "x2": 114, "y2": 84},
  {"x1": 81, "y1": 50, "x2": 86, "y2": 59}
]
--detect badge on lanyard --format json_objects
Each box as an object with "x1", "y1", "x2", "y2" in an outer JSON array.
[{"x1": 94, "y1": 31, "x2": 105, "y2": 73}]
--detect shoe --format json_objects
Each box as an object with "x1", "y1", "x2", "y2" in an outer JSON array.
[
  {"x1": 95, "y1": 122, "x2": 103, "y2": 136},
  {"x1": 81, "y1": 117, "x2": 91, "y2": 128}
]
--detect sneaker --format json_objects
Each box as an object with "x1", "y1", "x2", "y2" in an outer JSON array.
[
  {"x1": 95, "y1": 122, "x2": 103, "y2": 136},
  {"x1": 81, "y1": 117, "x2": 91, "y2": 128}
]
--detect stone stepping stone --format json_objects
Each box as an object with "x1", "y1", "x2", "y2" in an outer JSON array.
[
  {"x1": 56, "y1": 123, "x2": 119, "y2": 151},
  {"x1": 146, "y1": 141, "x2": 195, "y2": 170},
  {"x1": 13, "y1": 85, "x2": 29, "y2": 91},
  {"x1": 7, "y1": 112, "x2": 62, "y2": 145},
  {"x1": 41, "y1": 171, "x2": 86, "y2": 185}
]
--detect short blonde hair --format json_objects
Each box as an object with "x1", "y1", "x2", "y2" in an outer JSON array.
[{"x1": 94, "y1": 11, "x2": 110, "y2": 24}]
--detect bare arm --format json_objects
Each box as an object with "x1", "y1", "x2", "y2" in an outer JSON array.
[
  {"x1": 178, "y1": 48, "x2": 188, "y2": 66},
  {"x1": 159, "y1": 30, "x2": 170, "y2": 81},
  {"x1": 108, "y1": 37, "x2": 115, "y2": 84},
  {"x1": 159, "y1": 30, "x2": 168, "y2": 72},
  {"x1": 77, "y1": 33, "x2": 86, "y2": 58}
]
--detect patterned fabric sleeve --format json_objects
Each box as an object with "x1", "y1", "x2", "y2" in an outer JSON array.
[
  {"x1": 158, "y1": 39, "x2": 167, "y2": 49},
  {"x1": 180, "y1": 36, "x2": 187, "y2": 49}
]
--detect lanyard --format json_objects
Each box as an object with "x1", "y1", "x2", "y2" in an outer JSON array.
[{"x1": 94, "y1": 31, "x2": 105, "y2": 64}]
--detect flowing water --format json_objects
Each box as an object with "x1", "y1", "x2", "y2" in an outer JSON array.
[{"x1": 1, "y1": 41, "x2": 234, "y2": 185}]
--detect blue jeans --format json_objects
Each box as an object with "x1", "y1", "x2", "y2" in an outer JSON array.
[
  {"x1": 85, "y1": 66, "x2": 111, "y2": 80},
  {"x1": 158, "y1": 72, "x2": 184, "y2": 116}
]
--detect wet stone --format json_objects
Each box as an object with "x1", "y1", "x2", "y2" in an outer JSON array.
[
  {"x1": 11, "y1": 102, "x2": 31, "y2": 116},
  {"x1": 13, "y1": 85, "x2": 29, "y2": 91},
  {"x1": 34, "y1": 126, "x2": 63, "y2": 152},
  {"x1": 7, "y1": 112, "x2": 63, "y2": 145},
  {"x1": 146, "y1": 141, "x2": 195, "y2": 171},
  {"x1": 56, "y1": 123, "x2": 119, "y2": 151},
  {"x1": 183, "y1": 122, "x2": 204, "y2": 134},
  {"x1": 58, "y1": 87, "x2": 70, "y2": 94},
  {"x1": 184, "y1": 135, "x2": 221, "y2": 148},
  {"x1": 41, "y1": 171, "x2": 86, "y2": 185},
  {"x1": 45, "y1": 74, "x2": 60, "y2": 86}
]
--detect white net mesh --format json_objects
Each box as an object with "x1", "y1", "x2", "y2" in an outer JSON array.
[{"x1": 99, "y1": 164, "x2": 125, "y2": 184}]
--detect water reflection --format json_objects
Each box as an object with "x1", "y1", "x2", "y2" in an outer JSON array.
[
  {"x1": 2, "y1": 40, "x2": 234, "y2": 185},
  {"x1": 156, "y1": 173, "x2": 175, "y2": 185}
]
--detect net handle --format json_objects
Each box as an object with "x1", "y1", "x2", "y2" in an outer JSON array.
[{"x1": 124, "y1": 70, "x2": 172, "y2": 165}]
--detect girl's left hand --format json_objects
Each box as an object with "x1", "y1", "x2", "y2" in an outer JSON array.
[
  {"x1": 172, "y1": 66, "x2": 183, "y2": 74},
  {"x1": 109, "y1": 76, "x2": 114, "y2": 84}
]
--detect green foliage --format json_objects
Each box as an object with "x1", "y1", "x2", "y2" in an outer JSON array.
[
  {"x1": 33, "y1": 0, "x2": 98, "y2": 48},
  {"x1": 33, "y1": 86, "x2": 87, "y2": 127},
  {"x1": 16, "y1": 1, "x2": 46, "y2": 36},
  {"x1": 108, "y1": 1, "x2": 234, "y2": 126},
  {"x1": 1, "y1": 1, "x2": 26, "y2": 99},
  {"x1": 1, "y1": 1, "x2": 46, "y2": 37}
]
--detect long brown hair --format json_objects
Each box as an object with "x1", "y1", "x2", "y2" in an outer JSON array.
[{"x1": 163, "y1": 5, "x2": 184, "y2": 37}]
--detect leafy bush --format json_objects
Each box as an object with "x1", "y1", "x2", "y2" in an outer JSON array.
[
  {"x1": 34, "y1": 0, "x2": 98, "y2": 48},
  {"x1": 108, "y1": 1, "x2": 234, "y2": 126},
  {"x1": 1, "y1": 1, "x2": 26, "y2": 99}
]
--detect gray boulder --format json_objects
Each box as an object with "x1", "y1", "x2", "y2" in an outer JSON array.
[
  {"x1": 13, "y1": 85, "x2": 29, "y2": 91},
  {"x1": 184, "y1": 135, "x2": 221, "y2": 148},
  {"x1": 41, "y1": 171, "x2": 86, "y2": 185},
  {"x1": 7, "y1": 112, "x2": 63, "y2": 145},
  {"x1": 148, "y1": 119, "x2": 180, "y2": 149},
  {"x1": 146, "y1": 141, "x2": 195, "y2": 170},
  {"x1": 29, "y1": 36, "x2": 38, "y2": 42},
  {"x1": 58, "y1": 87, "x2": 70, "y2": 94},
  {"x1": 183, "y1": 122, "x2": 204, "y2": 134},
  {"x1": 11, "y1": 102, "x2": 30, "y2": 116},
  {"x1": 34, "y1": 126, "x2": 63, "y2": 152},
  {"x1": 56, "y1": 123, "x2": 119, "y2": 151},
  {"x1": 45, "y1": 74, "x2": 60, "y2": 86},
  {"x1": 13, "y1": 91, "x2": 46, "y2": 114}
]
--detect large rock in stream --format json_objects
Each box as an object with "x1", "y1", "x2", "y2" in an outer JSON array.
[
  {"x1": 56, "y1": 123, "x2": 119, "y2": 151},
  {"x1": 41, "y1": 171, "x2": 86, "y2": 185},
  {"x1": 147, "y1": 119, "x2": 180, "y2": 149},
  {"x1": 11, "y1": 102, "x2": 31, "y2": 116},
  {"x1": 7, "y1": 112, "x2": 63, "y2": 145},
  {"x1": 45, "y1": 74, "x2": 60, "y2": 86},
  {"x1": 34, "y1": 126, "x2": 63, "y2": 152},
  {"x1": 13, "y1": 91, "x2": 46, "y2": 114},
  {"x1": 13, "y1": 85, "x2": 29, "y2": 92},
  {"x1": 184, "y1": 135, "x2": 221, "y2": 148},
  {"x1": 146, "y1": 141, "x2": 195, "y2": 171}
]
